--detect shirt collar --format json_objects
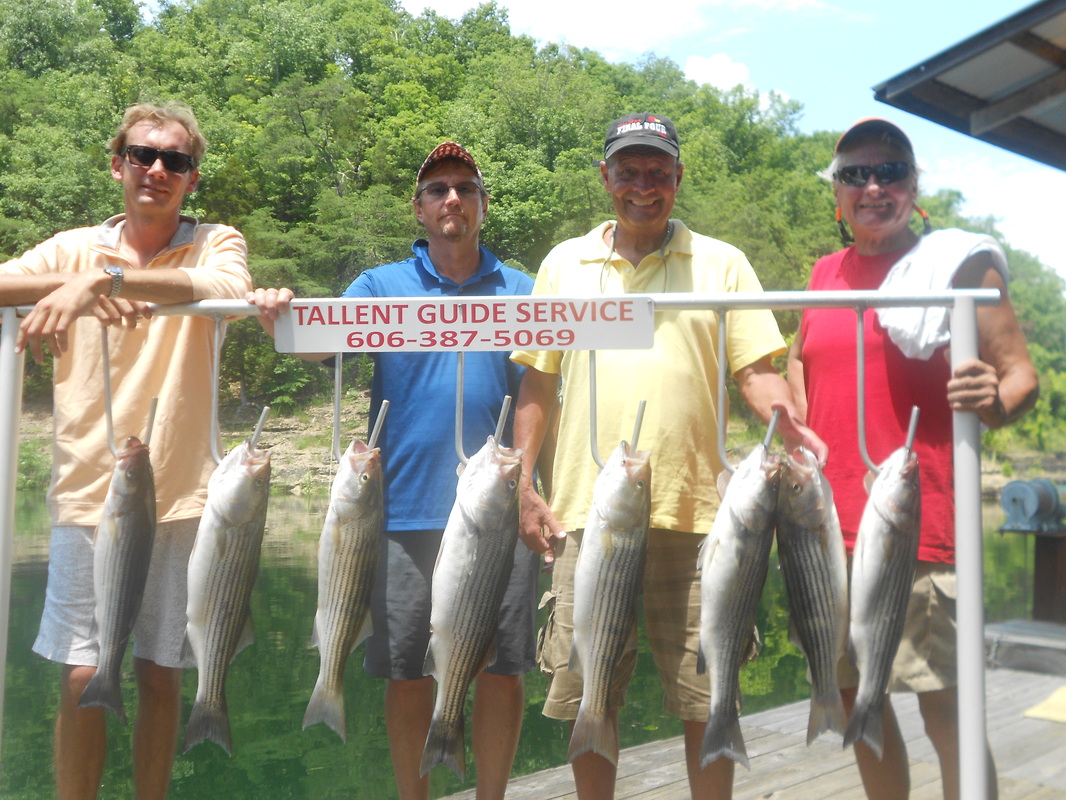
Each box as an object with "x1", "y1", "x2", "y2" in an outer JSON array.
[
  {"x1": 96, "y1": 214, "x2": 199, "y2": 253},
  {"x1": 411, "y1": 238, "x2": 503, "y2": 287}
]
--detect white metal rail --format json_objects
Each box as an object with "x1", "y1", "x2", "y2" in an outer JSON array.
[{"x1": 0, "y1": 290, "x2": 998, "y2": 798}]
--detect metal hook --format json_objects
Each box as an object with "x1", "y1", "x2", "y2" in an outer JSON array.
[
  {"x1": 762, "y1": 408, "x2": 781, "y2": 450},
  {"x1": 587, "y1": 349, "x2": 646, "y2": 469},
  {"x1": 209, "y1": 316, "x2": 225, "y2": 465},
  {"x1": 332, "y1": 352, "x2": 390, "y2": 458},
  {"x1": 101, "y1": 326, "x2": 157, "y2": 456},
  {"x1": 855, "y1": 306, "x2": 880, "y2": 475},
  {"x1": 904, "y1": 405, "x2": 920, "y2": 455},
  {"x1": 715, "y1": 312, "x2": 735, "y2": 474},
  {"x1": 455, "y1": 351, "x2": 468, "y2": 465}
]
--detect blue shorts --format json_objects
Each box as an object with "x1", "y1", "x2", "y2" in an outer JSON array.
[{"x1": 363, "y1": 529, "x2": 539, "y2": 680}]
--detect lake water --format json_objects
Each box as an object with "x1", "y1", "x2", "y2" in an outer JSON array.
[{"x1": 0, "y1": 493, "x2": 1032, "y2": 799}]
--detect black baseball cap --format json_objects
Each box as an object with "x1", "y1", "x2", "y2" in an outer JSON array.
[{"x1": 604, "y1": 113, "x2": 680, "y2": 160}]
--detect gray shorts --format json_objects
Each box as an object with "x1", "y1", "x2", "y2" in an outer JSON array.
[
  {"x1": 363, "y1": 529, "x2": 539, "y2": 680},
  {"x1": 32, "y1": 519, "x2": 199, "y2": 669}
]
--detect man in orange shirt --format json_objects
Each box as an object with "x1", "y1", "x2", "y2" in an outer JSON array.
[{"x1": 0, "y1": 101, "x2": 251, "y2": 800}]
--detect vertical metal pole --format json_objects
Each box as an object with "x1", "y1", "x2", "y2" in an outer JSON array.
[
  {"x1": 951, "y1": 294, "x2": 987, "y2": 799},
  {"x1": 0, "y1": 306, "x2": 26, "y2": 761}
]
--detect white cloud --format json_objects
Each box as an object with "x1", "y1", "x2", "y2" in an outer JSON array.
[{"x1": 684, "y1": 53, "x2": 751, "y2": 90}]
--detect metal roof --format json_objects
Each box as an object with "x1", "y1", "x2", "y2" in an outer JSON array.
[{"x1": 875, "y1": 0, "x2": 1066, "y2": 170}]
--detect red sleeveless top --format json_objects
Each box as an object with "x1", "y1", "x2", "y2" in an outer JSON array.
[{"x1": 800, "y1": 246, "x2": 955, "y2": 563}]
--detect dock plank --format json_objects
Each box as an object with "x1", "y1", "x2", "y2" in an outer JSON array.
[{"x1": 438, "y1": 667, "x2": 1066, "y2": 799}]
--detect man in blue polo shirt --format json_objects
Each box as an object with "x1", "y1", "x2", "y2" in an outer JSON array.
[{"x1": 250, "y1": 142, "x2": 537, "y2": 800}]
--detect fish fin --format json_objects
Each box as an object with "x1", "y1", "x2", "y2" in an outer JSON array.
[
  {"x1": 567, "y1": 641, "x2": 583, "y2": 678},
  {"x1": 695, "y1": 646, "x2": 706, "y2": 677},
  {"x1": 183, "y1": 699, "x2": 232, "y2": 756},
  {"x1": 353, "y1": 613, "x2": 373, "y2": 650},
  {"x1": 807, "y1": 687, "x2": 846, "y2": 744},
  {"x1": 78, "y1": 669, "x2": 127, "y2": 724},
  {"x1": 311, "y1": 612, "x2": 320, "y2": 649},
  {"x1": 843, "y1": 697, "x2": 884, "y2": 760},
  {"x1": 233, "y1": 612, "x2": 255, "y2": 659},
  {"x1": 303, "y1": 679, "x2": 347, "y2": 742},
  {"x1": 422, "y1": 641, "x2": 437, "y2": 680},
  {"x1": 715, "y1": 470, "x2": 731, "y2": 501},
  {"x1": 741, "y1": 625, "x2": 760, "y2": 666},
  {"x1": 481, "y1": 635, "x2": 498, "y2": 671},
  {"x1": 180, "y1": 631, "x2": 193, "y2": 663},
  {"x1": 568, "y1": 707, "x2": 618, "y2": 765},
  {"x1": 863, "y1": 470, "x2": 877, "y2": 495},
  {"x1": 420, "y1": 717, "x2": 466, "y2": 780},
  {"x1": 700, "y1": 712, "x2": 750, "y2": 771}
]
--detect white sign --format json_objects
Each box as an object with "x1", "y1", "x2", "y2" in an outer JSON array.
[{"x1": 273, "y1": 297, "x2": 655, "y2": 353}]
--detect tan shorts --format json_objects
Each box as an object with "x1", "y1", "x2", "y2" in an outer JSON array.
[
  {"x1": 538, "y1": 528, "x2": 709, "y2": 722},
  {"x1": 839, "y1": 561, "x2": 957, "y2": 694}
]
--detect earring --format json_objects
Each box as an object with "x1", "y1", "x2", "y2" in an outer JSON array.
[
  {"x1": 836, "y1": 206, "x2": 853, "y2": 246},
  {"x1": 914, "y1": 204, "x2": 932, "y2": 236}
]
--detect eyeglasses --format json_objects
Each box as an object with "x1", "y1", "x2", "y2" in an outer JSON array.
[
  {"x1": 833, "y1": 161, "x2": 913, "y2": 187},
  {"x1": 416, "y1": 181, "x2": 483, "y2": 200},
  {"x1": 121, "y1": 145, "x2": 197, "y2": 174}
]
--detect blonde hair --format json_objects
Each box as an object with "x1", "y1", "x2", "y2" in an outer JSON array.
[{"x1": 109, "y1": 102, "x2": 207, "y2": 166}]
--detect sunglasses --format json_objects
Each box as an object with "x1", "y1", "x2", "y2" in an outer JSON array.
[
  {"x1": 416, "y1": 181, "x2": 483, "y2": 200},
  {"x1": 121, "y1": 145, "x2": 197, "y2": 174},
  {"x1": 833, "y1": 161, "x2": 913, "y2": 187}
]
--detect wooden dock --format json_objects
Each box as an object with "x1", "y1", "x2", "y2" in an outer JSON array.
[{"x1": 441, "y1": 667, "x2": 1066, "y2": 799}]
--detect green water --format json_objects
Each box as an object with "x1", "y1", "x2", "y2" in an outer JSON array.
[{"x1": 0, "y1": 494, "x2": 1032, "y2": 799}]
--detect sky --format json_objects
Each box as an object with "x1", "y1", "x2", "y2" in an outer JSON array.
[{"x1": 400, "y1": 0, "x2": 1066, "y2": 281}]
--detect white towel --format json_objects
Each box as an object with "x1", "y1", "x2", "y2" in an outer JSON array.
[{"x1": 876, "y1": 229, "x2": 1008, "y2": 360}]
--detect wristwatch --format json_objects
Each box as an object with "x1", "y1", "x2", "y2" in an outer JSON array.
[{"x1": 102, "y1": 265, "x2": 123, "y2": 298}]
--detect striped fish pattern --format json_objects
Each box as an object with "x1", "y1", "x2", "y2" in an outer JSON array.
[
  {"x1": 776, "y1": 446, "x2": 848, "y2": 745},
  {"x1": 698, "y1": 444, "x2": 780, "y2": 770},
  {"x1": 79, "y1": 436, "x2": 156, "y2": 722},
  {"x1": 567, "y1": 440, "x2": 651, "y2": 765},
  {"x1": 303, "y1": 440, "x2": 384, "y2": 741},
  {"x1": 419, "y1": 436, "x2": 522, "y2": 781},
  {"x1": 182, "y1": 440, "x2": 272, "y2": 755},
  {"x1": 844, "y1": 446, "x2": 921, "y2": 759}
]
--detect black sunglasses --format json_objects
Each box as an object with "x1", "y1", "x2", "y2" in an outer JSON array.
[
  {"x1": 833, "y1": 161, "x2": 913, "y2": 187},
  {"x1": 121, "y1": 145, "x2": 197, "y2": 174}
]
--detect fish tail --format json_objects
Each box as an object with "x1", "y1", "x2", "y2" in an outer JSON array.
[
  {"x1": 183, "y1": 699, "x2": 232, "y2": 755},
  {"x1": 419, "y1": 717, "x2": 465, "y2": 780},
  {"x1": 700, "y1": 713, "x2": 750, "y2": 771},
  {"x1": 78, "y1": 669, "x2": 127, "y2": 724},
  {"x1": 843, "y1": 697, "x2": 884, "y2": 760},
  {"x1": 807, "y1": 688, "x2": 847, "y2": 744},
  {"x1": 567, "y1": 708, "x2": 618, "y2": 765},
  {"x1": 302, "y1": 679, "x2": 346, "y2": 742}
]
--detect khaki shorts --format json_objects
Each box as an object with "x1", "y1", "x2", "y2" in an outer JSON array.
[
  {"x1": 33, "y1": 519, "x2": 199, "y2": 669},
  {"x1": 538, "y1": 528, "x2": 709, "y2": 722},
  {"x1": 839, "y1": 561, "x2": 957, "y2": 694}
]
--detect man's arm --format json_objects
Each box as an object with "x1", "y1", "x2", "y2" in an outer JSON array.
[
  {"x1": 12, "y1": 269, "x2": 195, "y2": 362},
  {"x1": 513, "y1": 365, "x2": 566, "y2": 565},
  {"x1": 735, "y1": 354, "x2": 828, "y2": 463},
  {"x1": 950, "y1": 252, "x2": 1039, "y2": 429},
  {"x1": 245, "y1": 287, "x2": 331, "y2": 362}
]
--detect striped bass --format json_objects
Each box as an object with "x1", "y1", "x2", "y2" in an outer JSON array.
[
  {"x1": 182, "y1": 440, "x2": 272, "y2": 755},
  {"x1": 776, "y1": 446, "x2": 848, "y2": 745},
  {"x1": 567, "y1": 440, "x2": 650, "y2": 765},
  {"x1": 844, "y1": 446, "x2": 921, "y2": 759},
  {"x1": 419, "y1": 436, "x2": 522, "y2": 780},
  {"x1": 304, "y1": 440, "x2": 384, "y2": 741},
  {"x1": 79, "y1": 436, "x2": 156, "y2": 722},
  {"x1": 698, "y1": 444, "x2": 780, "y2": 770}
]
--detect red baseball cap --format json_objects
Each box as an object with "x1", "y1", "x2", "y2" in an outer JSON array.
[{"x1": 417, "y1": 141, "x2": 483, "y2": 182}]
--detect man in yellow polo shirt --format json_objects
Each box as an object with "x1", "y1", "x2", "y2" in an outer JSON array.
[
  {"x1": 511, "y1": 112, "x2": 825, "y2": 800},
  {"x1": 0, "y1": 102, "x2": 251, "y2": 800}
]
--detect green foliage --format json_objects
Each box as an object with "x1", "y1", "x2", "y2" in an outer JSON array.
[
  {"x1": 17, "y1": 437, "x2": 50, "y2": 491},
  {"x1": 1, "y1": 0, "x2": 1064, "y2": 453}
]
